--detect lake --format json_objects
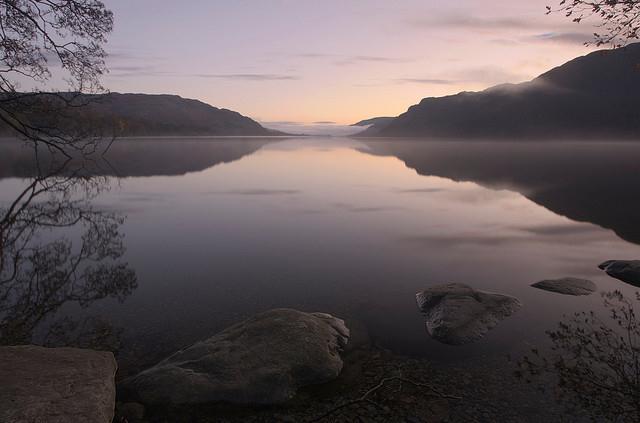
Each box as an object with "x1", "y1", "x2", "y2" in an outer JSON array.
[{"x1": 1, "y1": 136, "x2": 639, "y2": 412}]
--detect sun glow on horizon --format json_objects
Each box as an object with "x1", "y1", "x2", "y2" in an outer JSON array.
[{"x1": 101, "y1": 0, "x2": 599, "y2": 124}]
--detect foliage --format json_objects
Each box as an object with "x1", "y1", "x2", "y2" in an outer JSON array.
[
  {"x1": 549, "y1": 0, "x2": 640, "y2": 46},
  {"x1": 517, "y1": 291, "x2": 640, "y2": 422}
]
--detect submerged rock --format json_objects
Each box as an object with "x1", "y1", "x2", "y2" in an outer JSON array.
[
  {"x1": 599, "y1": 260, "x2": 640, "y2": 287},
  {"x1": 0, "y1": 345, "x2": 117, "y2": 423},
  {"x1": 122, "y1": 308, "x2": 350, "y2": 405},
  {"x1": 416, "y1": 283, "x2": 521, "y2": 345},
  {"x1": 531, "y1": 277, "x2": 597, "y2": 296}
]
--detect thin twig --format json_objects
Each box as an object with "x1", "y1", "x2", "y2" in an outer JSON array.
[{"x1": 308, "y1": 376, "x2": 461, "y2": 422}]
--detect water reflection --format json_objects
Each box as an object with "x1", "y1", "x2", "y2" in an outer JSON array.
[
  {"x1": 0, "y1": 137, "x2": 273, "y2": 179},
  {"x1": 4, "y1": 137, "x2": 639, "y2": 250},
  {"x1": 0, "y1": 137, "x2": 638, "y2": 364},
  {"x1": 361, "y1": 140, "x2": 640, "y2": 245},
  {"x1": 517, "y1": 290, "x2": 640, "y2": 421},
  {"x1": 0, "y1": 152, "x2": 137, "y2": 347}
]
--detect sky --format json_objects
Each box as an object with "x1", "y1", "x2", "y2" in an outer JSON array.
[{"x1": 101, "y1": 0, "x2": 600, "y2": 127}]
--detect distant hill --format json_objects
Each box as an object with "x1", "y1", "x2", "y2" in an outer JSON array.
[
  {"x1": 360, "y1": 43, "x2": 640, "y2": 139},
  {"x1": 0, "y1": 93, "x2": 282, "y2": 137},
  {"x1": 351, "y1": 117, "x2": 395, "y2": 129}
]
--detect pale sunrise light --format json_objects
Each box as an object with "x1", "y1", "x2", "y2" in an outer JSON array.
[
  {"x1": 102, "y1": 0, "x2": 598, "y2": 125},
  {"x1": 1, "y1": 1, "x2": 639, "y2": 421}
]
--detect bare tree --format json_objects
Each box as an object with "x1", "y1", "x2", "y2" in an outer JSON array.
[
  {"x1": 548, "y1": 1, "x2": 640, "y2": 46},
  {"x1": 0, "y1": 0, "x2": 114, "y2": 155},
  {"x1": 0, "y1": 2, "x2": 129, "y2": 350}
]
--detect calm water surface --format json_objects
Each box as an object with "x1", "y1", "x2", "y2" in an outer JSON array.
[{"x1": 2, "y1": 137, "x2": 640, "y2": 370}]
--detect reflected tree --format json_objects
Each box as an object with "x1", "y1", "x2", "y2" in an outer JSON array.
[
  {"x1": 517, "y1": 291, "x2": 640, "y2": 421},
  {"x1": 0, "y1": 1, "x2": 133, "y2": 349},
  {"x1": 0, "y1": 157, "x2": 137, "y2": 348},
  {"x1": 549, "y1": 1, "x2": 640, "y2": 46}
]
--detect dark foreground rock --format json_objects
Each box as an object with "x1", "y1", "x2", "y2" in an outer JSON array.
[
  {"x1": 134, "y1": 345, "x2": 577, "y2": 423},
  {"x1": 0, "y1": 345, "x2": 117, "y2": 423},
  {"x1": 599, "y1": 260, "x2": 640, "y2": 287},
  {"x1": 531, "y1": 277, "x2": 597, "y2": 296},
  {"x1": 416, "y1": 283, "x2": 522, "y2": 345},
  {"x1": 115, "y1": 401, "x2": 146, "y2": 422},
  {"x1": 122, "y1": 308, "x2": 350, "y2": 405}
]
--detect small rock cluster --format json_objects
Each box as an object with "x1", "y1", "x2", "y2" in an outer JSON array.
[{"x1": 7, "y1": 255, "x2": 640, "y2": 422}]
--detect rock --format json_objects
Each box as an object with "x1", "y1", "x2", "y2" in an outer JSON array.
[
  {"x1": 531, "y1": 277, "x2": 597, "y2": 296},
  {"x1": 599, "y1": 260, "x2": 640, "y2": 287},
  {"x1": 0, "y1": 345, "x2": 117, "y2": 423},
  {"x1": 415, "y1": 283, "x2": 521, "y2": 345},
  {"x1": 122, "y1": 308, "x2": 350, "y2": 405}
]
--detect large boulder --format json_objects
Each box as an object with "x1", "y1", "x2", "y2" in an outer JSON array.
[
  {"x1": 122, "y1": 308, "x2": 350, "y2": 405},
  {"x1": 416, "y1": 283, "x2": 521, "y2": 345},
  {"x1": 599, "y1": 260, "x2": 640, "y2": 287},
  {"x1": 0, "y1": 345, "x2": 117, "y2": 423},
  {"x1": 531, "y1": 277, "x2": 597, "y2": 296}
]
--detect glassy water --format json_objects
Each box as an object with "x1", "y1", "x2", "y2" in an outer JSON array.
[{"x1": 2, "y1": 137, "x2": 640, "y2": 372}]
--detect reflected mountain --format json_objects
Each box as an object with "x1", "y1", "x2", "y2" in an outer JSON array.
[
  {"x1": 361, "y1": 140, "x2": 640, "y2": 245},
  {"x1": 4, "y1": 137, "x2": 639, "y2": 250},
  {"x1": 0, "y1": 138, "x2": 273, "y2": 179}
]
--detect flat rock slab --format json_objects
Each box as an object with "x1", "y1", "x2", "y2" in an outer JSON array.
[
  {"x1": 0, "y1": 345, "x2": 117, "y2": 423},
  {"x1": 531, "y1": 277, "x2": 597, "y2": 296},
  {"x1": 122, "y1": 308, "x2": 350, "y2": 405},
  {"x1": 599, "y1": 260, "x2": 640, "y2": 287},
  {"x1": 416, "y1": 283, "x2": 521, "y2": 345}
]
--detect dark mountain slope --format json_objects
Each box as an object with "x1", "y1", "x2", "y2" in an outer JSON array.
[
  {"x1": 351, "y1": 117, "x2": 395, "y2": 130},
  {"x1": 362, "y1": 43, "x2": 640, "y2": 139},
  {"x1": 0, "y1": 93, "x2": 280, "y2": 137}
]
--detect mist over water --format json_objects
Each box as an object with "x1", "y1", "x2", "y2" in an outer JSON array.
[
  {"x1": 2, "y1": 137, "x2": 638, "y2": 368},
  {"x1": 260, "y1": 121, "x2": 367, "y2": 136}
]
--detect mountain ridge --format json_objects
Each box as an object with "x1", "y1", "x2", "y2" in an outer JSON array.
[
  {"x1": 351, "y1": 117, "x2": 395, "y2": 128},
  {"x1": 0, "y1": 92, "x2": 284, "y2": 137},
  {"x1": 359, "y1": 43, "x2": 640, "y2": 139}
]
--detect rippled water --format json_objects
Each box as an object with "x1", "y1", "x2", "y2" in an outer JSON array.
[{"x1": 2, "y1": 137, "x2": 640, "y2": 370}]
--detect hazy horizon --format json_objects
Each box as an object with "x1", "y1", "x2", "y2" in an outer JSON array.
[
  {"x1": 2, "y1": 1, "x2": 639, "y2": 420},
  {"x1": 93, "y1": 0, "x2": 602, "y2": 126}
]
